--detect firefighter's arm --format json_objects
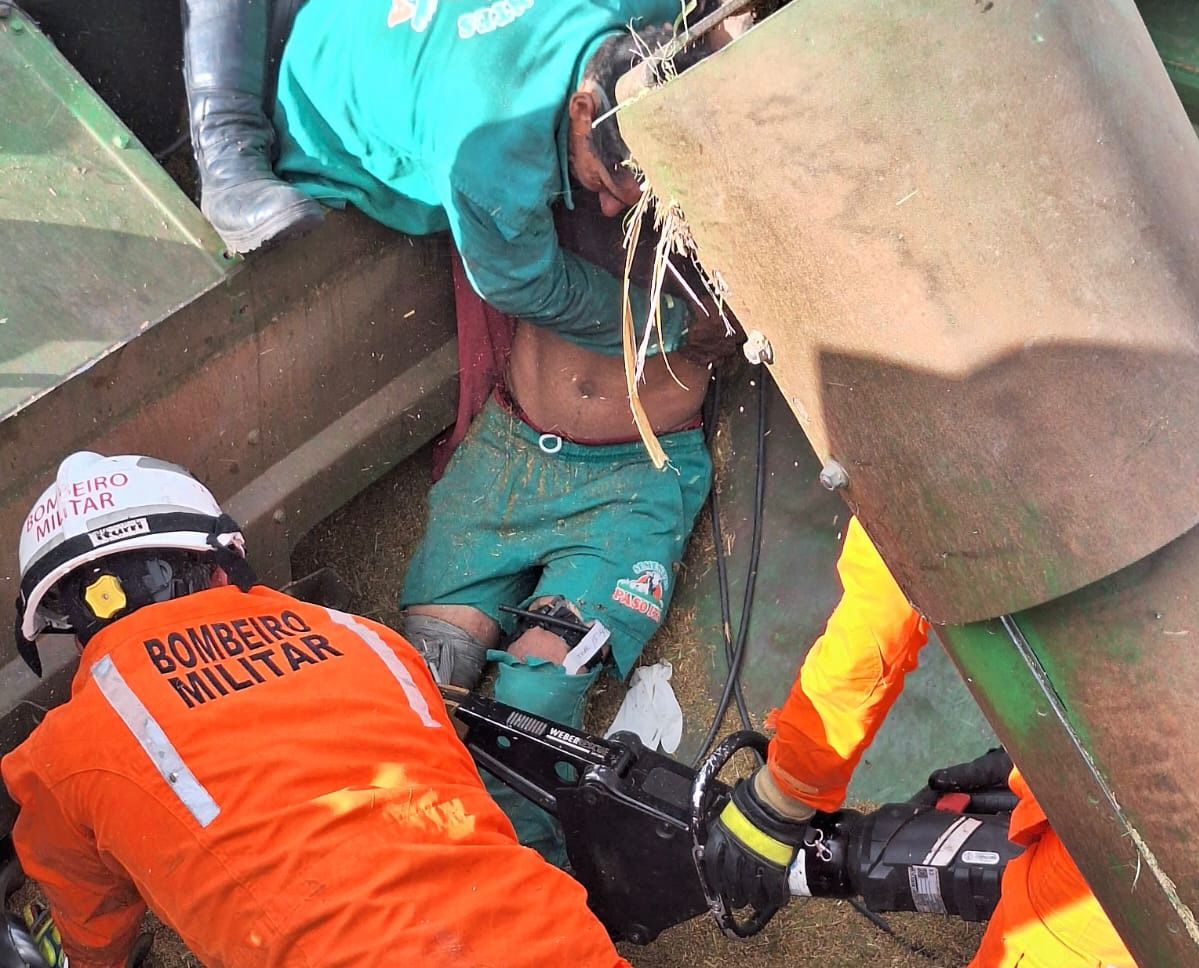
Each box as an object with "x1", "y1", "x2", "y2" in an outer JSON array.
[
  {"x1": 766, "y1": 516, "x2": 931, "y2": 813},
  {"x1": 3, "y1": 753, "x2": 144, "y2": 968}
]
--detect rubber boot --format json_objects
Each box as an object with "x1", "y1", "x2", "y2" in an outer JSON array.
[{"x1": 181, "y1": 0, "x2": 324, "y2": 253}]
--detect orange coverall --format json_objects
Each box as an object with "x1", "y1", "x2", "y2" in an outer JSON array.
[
  {"x1": 2, "y1": 585, "x2": 627, "y2": 968},
  {"x1": 767, "y1": 517, "x2": 1135, "y2": 968}
]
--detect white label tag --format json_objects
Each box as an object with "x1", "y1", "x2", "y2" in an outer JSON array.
[
  {"x1": 88, "y1": 517, "x2": 149, "y2": 546},
  {"x1": 563, "y1": 621, "x2": 610, "y2": 676},
  {"x1": 961, "y1": 849, "x2": 1001, "y2": 866},
  {"x1": 787, "y1": 848, "x2": 811, "y2": 897},
  {"x1": 923, "y1": 816, "x2": 983, "y2": 867},
  {"x1": 909, "y1": 865, "x2": 947, "y2": 915}
]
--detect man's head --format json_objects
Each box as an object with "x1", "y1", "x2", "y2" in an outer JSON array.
[
  {"x1": 15, "y1": 452, "x2": 254, "y2": 674},
  {"x1": 568, "y1": 25, "x2": 675, "y2": 217}
]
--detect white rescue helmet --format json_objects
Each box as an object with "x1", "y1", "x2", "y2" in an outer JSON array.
[{"x1": 16, "y1": 452, "x2": 252, "y2": 673}]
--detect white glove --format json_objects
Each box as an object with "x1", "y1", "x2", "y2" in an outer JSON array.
[{"x1": 606, "y1": 661, "x2": 683, "y2": 754}]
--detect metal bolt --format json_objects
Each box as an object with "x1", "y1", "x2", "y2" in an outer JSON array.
[
  {"x1": 819, "y1": 459, "x2": 849, "y2": 492},
  {"x1": 111, "y1": 133, "x2": 130, "y2": 150},
  {"x1": 272, "y1": 509, "x2": 286, "y2": 524},
  {"x1": 168, "y1": 772, "x2": 178, "y2": 784},
  {"x1": 246, "y1": 428, "x2": 261, "y2": 446},
  {"x1": 743, "y1": 330, "x2": 774, "y2": 365}
]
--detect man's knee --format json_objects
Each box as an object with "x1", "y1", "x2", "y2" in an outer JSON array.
[
  {"x1": 507, "y1": 596, "x2": 581, "y2": 665},
  {"x1": 400, "y1": 612, "x2": 489, "y2": 689},
  {"x1": 508, "y1": 628, "x2": 570, "y2": 665},
  {"x1": 407, "y1": 603, "x2": 499, "y2": 645},
  {"x1": 496, "y1": 596, "x2": 607, "y2": 727}
]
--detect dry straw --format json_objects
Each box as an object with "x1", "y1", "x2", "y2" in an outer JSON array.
[
  {"x1": 613, "y1": 2, "x2": 746, "y2": 467},
  {"x1": 620, "y1": 180, "x2": 734, "y2": 469}
]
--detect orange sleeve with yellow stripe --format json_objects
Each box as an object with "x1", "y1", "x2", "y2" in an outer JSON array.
[{"x1": 767, "y1": 517, "x2": 930, "y2": 813}]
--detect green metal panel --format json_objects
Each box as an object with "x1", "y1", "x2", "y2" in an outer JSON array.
[
  {"x1": 617, "y1": 2, "x2": 1199, "y2": 960},
  {"x1": 618, "y1": 0, "x2": 1199, "y2": 627},
  {"x1": 0, "y1": 8, "x2": 231, "y2": 422},
  {"x1": 675, "y1": 371, "x2": 995, "y2": 803},
  {"x1": 940, "y1": 521, "x2": 1199, "y2": 965},
  {"x1": 1139, "y1": 0, "x2": 1199, "y2": 122}
]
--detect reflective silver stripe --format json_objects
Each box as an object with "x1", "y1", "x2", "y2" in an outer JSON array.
[
  {"x1": 927, "y1": 817, "x2": 982, "y2": 867},
  {"x1": 922, "y1": 816, "x2": 983, "y2": 866},
  {"x1": 90, "y1": 655, "x2": 220, "y2": 827},
  {"x1": 325, "y1": 608, "x2": 441, "y2": 729}
]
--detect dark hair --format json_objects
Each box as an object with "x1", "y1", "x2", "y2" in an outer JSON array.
[
  {"x1": 581, "y1": 25, "x2": 676, "y2": 174},
  {"x1": 54, "y1": 550, "x2": 216, "y2": 643}
]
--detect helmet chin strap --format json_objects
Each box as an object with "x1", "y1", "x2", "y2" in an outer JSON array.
[
  {"x1": 207, "y1": 513, "x2": 257, "y2": 593},
  {"x1": 13, "y1": 609, "x2": 42, "y2": 678}
]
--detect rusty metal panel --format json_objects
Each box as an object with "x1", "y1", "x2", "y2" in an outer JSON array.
[
  {"x1": 0, "y1": 212, "x2": 458, "y2": 834},
  {"x1": 0, "y1": 212, "x2": 457, "y2": 587},
  {"x1": 0, "y1": 5, "x2": 459, "y2": 833},
  {"x1": 941, "y1": 520, "x2": 1199, "y2": 965},
  {"x1": 618, "y1": 0, "x2": 1199, "y2": 624}
]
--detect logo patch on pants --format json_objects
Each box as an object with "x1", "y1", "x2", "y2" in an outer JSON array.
[{"x1": 612, "y1": 560, "x2": 668, "y2": 623}]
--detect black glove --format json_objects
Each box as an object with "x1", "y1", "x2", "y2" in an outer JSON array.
[
  {"x1": 0, "y1": 913, "x2": 48, "y2": 968},
  {"x1": 928, "y1": 747, "x2": 1013, "y2": 793},
  {"x1": 19, "y1": 905, "x2": 59, "y2": 968},
  {"x1": 704, "y1": 771, "x2": 809, "y2": 912},
  {"x1": 126, "y1": 932, "x2": 154, "y2": 968}
]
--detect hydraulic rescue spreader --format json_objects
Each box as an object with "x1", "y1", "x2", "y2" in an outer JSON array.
[{"x1": 445, "y1": 689, "x2": 1023, "y2": 944}]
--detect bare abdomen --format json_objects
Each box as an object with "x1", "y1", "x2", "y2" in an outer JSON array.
[{"x1": 507, "y1": 322, "x2": 708, "y2": 442}]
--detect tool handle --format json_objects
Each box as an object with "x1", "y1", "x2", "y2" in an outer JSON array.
[
  {"x1": 498, "y1": 603, "x2": 591, "y2": 636},
  {"x1": 690, "y1": 730, "x2": 779, "y2": 938},
  {"x1": 451, "y1": 692, "x2": 621, "y2": 815}
]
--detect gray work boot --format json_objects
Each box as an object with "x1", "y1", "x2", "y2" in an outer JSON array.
[{"x1": 181, "y1": 0, "x2": 324, "y2": 253}]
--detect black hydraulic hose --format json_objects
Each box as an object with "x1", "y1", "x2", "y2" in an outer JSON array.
[
  {"x1": 153, "y1": 130, "x2": 191, "y2": 163},
  {"x1": 848, "y1": 899, "x2": 939, "y2": 962},
  {"x1": 699, "y1": 372, "x2": 946, "y2": 961},
  {"x1": 715, "y1": 372, "x2": 768, "y2": 744},
  {"x1": 695, "y1": 372, "x2": 768, "y2": 766},
  {"x1": 701, "y1": 372, "x2": 754, "y2": 738}
]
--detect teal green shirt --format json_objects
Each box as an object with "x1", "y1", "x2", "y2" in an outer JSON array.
[{"x1": 274, "y1": 0, "x2": 689, "y2": 355}]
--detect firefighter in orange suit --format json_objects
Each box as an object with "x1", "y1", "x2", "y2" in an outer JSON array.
[
  {"x1": 704, "y1": 516, "x2": 1135, "y2": 968},
  {"x1": 2, "y1": 451, "x2": 628, "y2": 968}
]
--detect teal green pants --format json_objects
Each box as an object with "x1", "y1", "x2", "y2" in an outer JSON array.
[
  {"x1": 403, "y1": 397, "x2": 712, "y2": 860},
  {"x1": 482, "y1": 653, "x2": 601, "y2": 866}
]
